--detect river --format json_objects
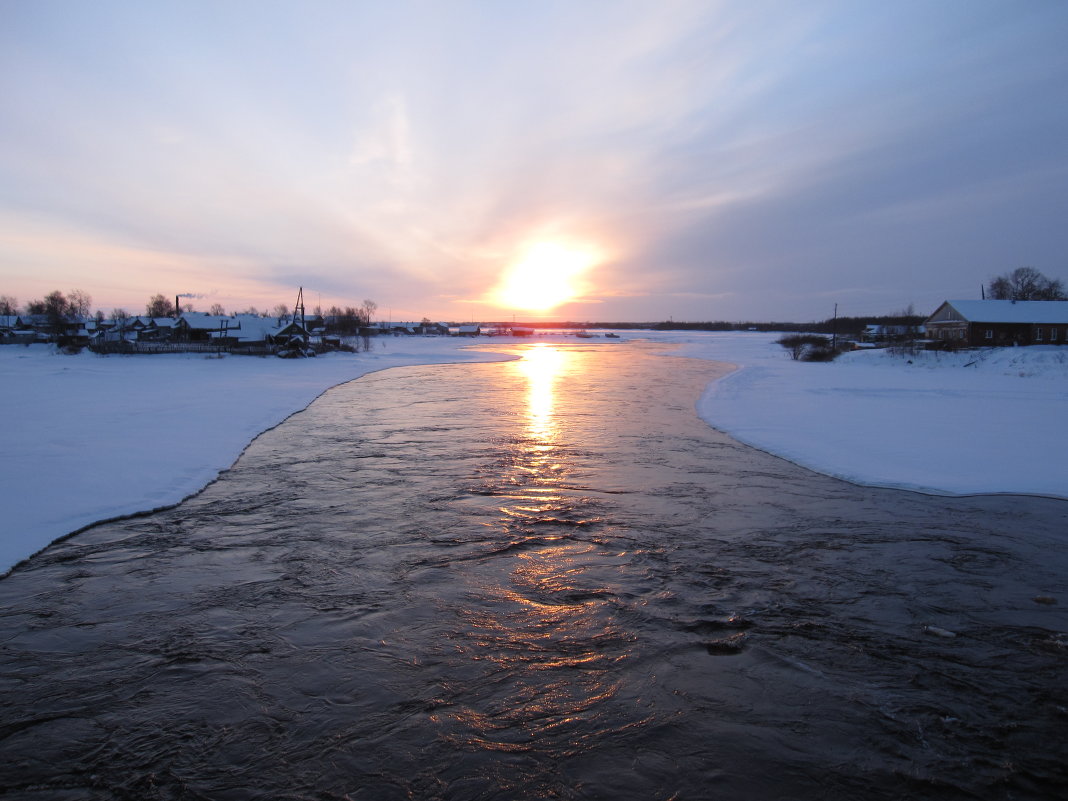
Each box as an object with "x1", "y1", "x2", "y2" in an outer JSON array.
[{"x1": 1, "y1": 342, "x2": 1066, "y2": 800}]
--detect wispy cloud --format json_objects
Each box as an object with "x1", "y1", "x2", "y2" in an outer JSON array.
[{"x1": 1, "y1": 1, "x2": 1066, "y2": 320}]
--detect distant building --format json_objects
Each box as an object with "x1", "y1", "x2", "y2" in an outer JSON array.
[
  {"x1": 861, "y1": 324, "x2": 923, "y2": 344},
  {"x1": 925, "y1": 300, "x2": 1068, "y2": 346},
  {"x1": 0, "y1": 315, "x2": 34, "y2": 344},
  {"x1": 174, "y1": 313, "x2": 237, "y2": 342}
]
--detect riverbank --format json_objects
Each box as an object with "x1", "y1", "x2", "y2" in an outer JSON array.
[
  {"x1": 668, "y1": 332, "x2": 1068, "y2": 499},
  {"x1": 3, "y1": 332, "x2": 1066, "y2": 574},
  {"x1": 0, "y1": 339, "x2": 517, "y2": 574}
]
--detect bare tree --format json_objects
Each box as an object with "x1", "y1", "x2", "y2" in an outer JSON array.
[
  {"x1": 68, "y1": 289, "x2": 92, "y2": 318},
  {"x1": 146, "y1": 294, "x2": 174, "y2": 317},
  {"x1": 272, "y1": 303, "x2": 289, "y2": 319},
  {"x1": 209, "y1": 303, "x2": 226, "y2": 316},
  {"x1": 359, "y1": 298, "x2": 378, "y2": 327},
  {"x1": 987, "y1": 267, "x2": 1066, "y2": 301},
  {"x1": 111, "y1": 308, "x2": 130, "y2": 323},
  {"x1": 0, "y1": 295, "x2": 19, "y2": 315},
  {"x1": 36, "y1": 290, "x2": 73, "y2": 337}
]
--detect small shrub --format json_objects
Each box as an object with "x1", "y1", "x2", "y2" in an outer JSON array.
[
  {"x1": 802, "y1": 346, "x2": 840, "y2": 362},
  {"x1": 777, "y1": 334, "x2": 831, "y2": 360}
]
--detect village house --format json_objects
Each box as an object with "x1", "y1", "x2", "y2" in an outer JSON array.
[
  {"x1": 103, "y1": 315, "x2": 177, "y2": 342},
  {"x1": 925, "y1": 300, "x2": 1068, "y2": 347},
  {"x1": 860, "y1": 323, "x2": 924, "y2": 344},
  {"x1": 139, "y1": 317, "x2": 179, "y2": 341},
  {"x1": 177, "y1": 313, "x2": 311, "y2": 349},
  {"x1": 0, "y1": 315, "x2": 35, "y2": 344},
  {"x1": 173, "y1": 313, "x2": 238, "y2": 342}
]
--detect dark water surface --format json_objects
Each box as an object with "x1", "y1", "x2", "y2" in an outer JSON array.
[{"x1": 2, "y1": 343, "x2": 1066, "y2": 800}]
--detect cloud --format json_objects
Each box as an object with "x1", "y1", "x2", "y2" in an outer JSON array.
[{"x1": 1, "y1": 1, "x2": 1066, "y2": 320}]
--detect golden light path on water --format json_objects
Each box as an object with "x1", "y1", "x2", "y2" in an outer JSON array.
[
  {"x1": 441, "y1": 344, "x2": 623, "y2": 753},
  {"x1": 518, "y1": 342, "x2": 564, "y2": 443}
]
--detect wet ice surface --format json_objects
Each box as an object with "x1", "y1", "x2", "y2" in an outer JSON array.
[{"x1": 1, "y1": 343, "x2": 1066, "y2": 800}]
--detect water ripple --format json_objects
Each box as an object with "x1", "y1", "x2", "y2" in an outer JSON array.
[{"x1": 1, "y1": 343, "x2": 1066, "y2": 800}]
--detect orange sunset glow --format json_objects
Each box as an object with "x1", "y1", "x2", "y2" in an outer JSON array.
[{"x1": 492, "y1": 241, "x2": 603, "y2": 313}]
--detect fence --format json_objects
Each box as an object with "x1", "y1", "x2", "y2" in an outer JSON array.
[{"x1": 88, "y1": 341, "x2": 280, "y2": 356}]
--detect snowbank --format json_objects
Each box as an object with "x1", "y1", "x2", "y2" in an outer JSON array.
[
  {"x1": 3, "y1": 331, "x2": 1066, "y2": 574},
  {"x1": 671, "y1": 332, "x2": 1068, "y2": 499},
  {"x1": 0, "y1": 339, "x2": 515, "y2": 574}
]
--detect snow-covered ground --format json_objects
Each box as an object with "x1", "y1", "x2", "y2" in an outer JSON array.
[
  {"x1": 674, "y1": 332, "x2": 1068, "y2": 499},
  {"x1": 0, "y1": 339, "x2": 516, "y2": 574},
  {"x1": 2, "y1": 331, "x2": 1066, "y2": 574}
]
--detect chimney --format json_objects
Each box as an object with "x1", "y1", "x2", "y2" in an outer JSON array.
[{"x1": 175, "y1": 295, "x2": 180, "y2": 317}]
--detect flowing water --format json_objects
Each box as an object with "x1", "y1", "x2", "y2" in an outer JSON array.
[{"x1": 1, "y1": 342, "x2": 1066, "y2": 800}]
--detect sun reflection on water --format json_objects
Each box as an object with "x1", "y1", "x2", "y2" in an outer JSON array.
[
  {"x1": 447, "y1": 344, "x2": 630, "y2": 760},
  {"x1": 516, "y1": 343, "x2": 564, "y2": 444}
]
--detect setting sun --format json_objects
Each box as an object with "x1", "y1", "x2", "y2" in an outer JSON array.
[{"x1": 493, "y1": 241, "x2": 601, "y2": 312}]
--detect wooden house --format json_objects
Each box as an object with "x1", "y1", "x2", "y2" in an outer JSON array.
[
  {"x1": 925, "y1": 300, "x2": 1068, "y2": 347},
  {"x1": 174, "y1": 313, "x2": 237, "y2": 342},
  {"x1": 0, "y1": 315, "x2": 34, "y2": 344}
]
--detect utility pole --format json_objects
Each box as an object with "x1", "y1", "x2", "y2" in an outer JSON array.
[
  {"x1": 293, "y1": 286, "x2": 306, "y2": 331},
  {"x1": 831, "y1": 303, "x2": 838, "y2": 351}
]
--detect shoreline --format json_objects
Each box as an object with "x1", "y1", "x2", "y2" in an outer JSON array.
[{"x1": 3, "y1": 331, "x2": 1066, "y2": 574}]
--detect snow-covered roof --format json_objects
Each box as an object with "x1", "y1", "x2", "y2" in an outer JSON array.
[
  {"x1": 179, "y1": 312, "x2": 235, "y2": 330},
  {"x1": 930, "y1": 300, "x2": 1068, "y2": 324},
  {"x1": 226, "y1": 316, "x2": 285, "y2": 342}
]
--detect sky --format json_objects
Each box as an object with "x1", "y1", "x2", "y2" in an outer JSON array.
[{"x1": 2, "y1": 0, "x2": 1067, "y2": 323}]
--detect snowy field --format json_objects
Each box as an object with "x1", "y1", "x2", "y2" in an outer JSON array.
[{"x1": 2, "y1": 331, "x2": 1066, "y2": 574}]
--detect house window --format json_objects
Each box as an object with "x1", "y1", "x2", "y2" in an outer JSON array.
[
  {"x1": 1035, "y1": 328, "x2": 1044, "y2": 341},
  {"x1": 984, "y1": 329, "x2": 993, "y2": 340},
  {"x1": 1051, "y1": 328, "x2": 1059, "y2": 342}
]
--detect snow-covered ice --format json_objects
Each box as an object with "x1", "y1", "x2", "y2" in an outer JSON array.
[{"x1": 2, "y1": 331, "x2": 1066, "y2": 574}]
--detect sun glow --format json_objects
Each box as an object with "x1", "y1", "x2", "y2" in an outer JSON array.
[{"x1": 493, "y1": 241, "x2": 601, "y2": 312}]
